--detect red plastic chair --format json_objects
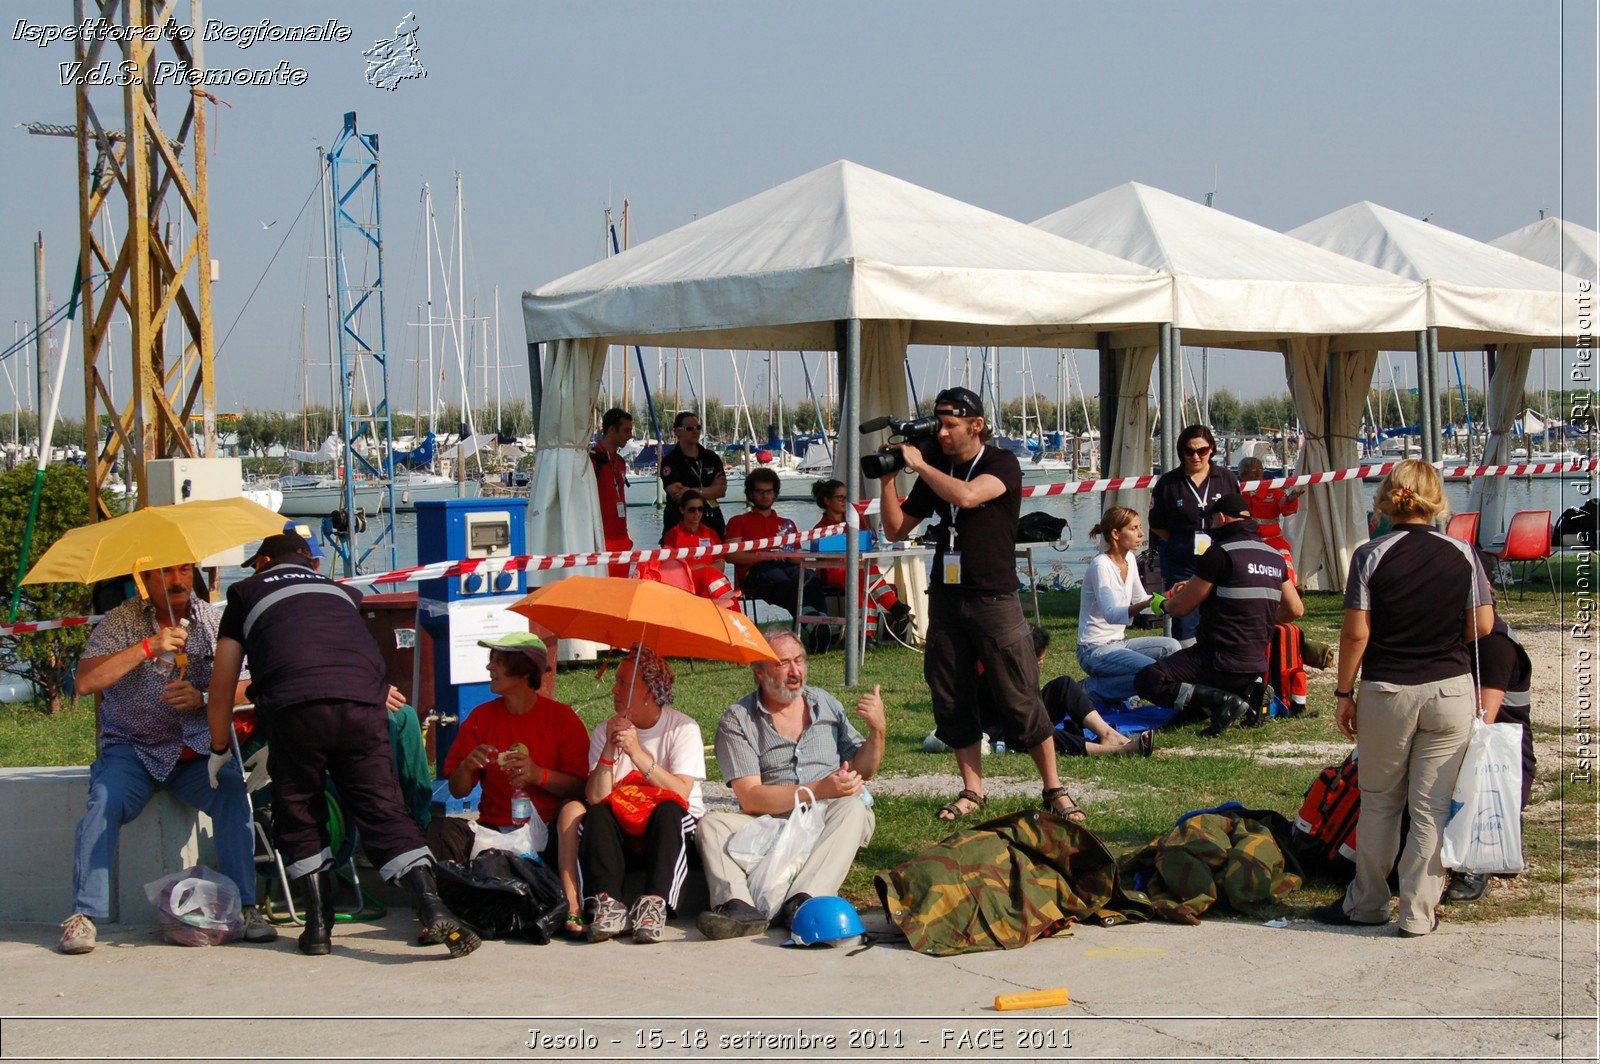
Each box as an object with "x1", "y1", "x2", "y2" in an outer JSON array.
[
  {"x1": 1445, "y1": 511, "x2": 1479, "y2": 546},
  {"x1": 1495, "y1": 509, "x2": 1556, "y2": 602}
]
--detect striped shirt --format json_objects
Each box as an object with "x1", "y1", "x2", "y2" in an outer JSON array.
[
  {"x1": 1345, "y1": 524, "x2": 1492, "y2": 685},
  {"x1": 714, "y1": 686, "x2": 864, "y2": 788}
]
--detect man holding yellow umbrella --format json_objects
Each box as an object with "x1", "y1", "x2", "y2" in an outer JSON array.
[{"x1": 23, "y1": 499, "x2": 291, "y2": 955}]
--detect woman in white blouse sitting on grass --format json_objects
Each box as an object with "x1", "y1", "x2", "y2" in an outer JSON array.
[{"x1": 1076, "y1": 506, "x2": 1181, "y2": 707}]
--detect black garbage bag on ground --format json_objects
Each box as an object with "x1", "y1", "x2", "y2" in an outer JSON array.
[{"x1": 433, "y1": 851, "x2": 569, "y2": 944}]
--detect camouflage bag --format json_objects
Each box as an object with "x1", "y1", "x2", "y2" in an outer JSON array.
[
  {"x1": 1118, "y1": 811, "x2": 1301, "y2": 924},
  {"x1": 874, "y1": 810, "x2": 1149, "y2": 957}
]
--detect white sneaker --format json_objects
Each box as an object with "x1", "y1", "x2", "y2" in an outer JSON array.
[
  {"x1": 59, "y1": 913, "x2": 96, "y2": 954},
  {"x1": 630, "y1": 894, "x2": 668, "y2": 944},
  {"x1": 241, "y1": 905, "x2": 279, "y2": 943}
]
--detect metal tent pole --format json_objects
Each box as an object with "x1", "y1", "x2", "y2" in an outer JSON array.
[{"x1": 842, "y1": 319, "x2": 862, "y2": 687}]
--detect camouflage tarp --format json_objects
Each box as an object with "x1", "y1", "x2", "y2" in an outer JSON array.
[
  {"x1": 874, "y1": 810, "x2": 1149, "y2": 957},
  {"x1": 1118, "y1": 811, "x2": 1302, "y2": 925}
]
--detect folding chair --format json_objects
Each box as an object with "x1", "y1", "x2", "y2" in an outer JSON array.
[{"x1": 1495, "y1": 509, "x2": 1556, "y2": 603}]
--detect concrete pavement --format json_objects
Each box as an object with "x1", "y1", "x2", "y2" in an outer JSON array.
[{"x1": 1, "y1": 910, "x2": 1595, "y2": 1061}]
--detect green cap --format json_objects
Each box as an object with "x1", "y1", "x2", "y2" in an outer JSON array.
[{"x1": 478, "y1": 631, "x2": 549, "y2": 663}]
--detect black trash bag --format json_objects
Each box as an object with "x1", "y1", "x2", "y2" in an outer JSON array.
[
  {"x1": 433, "y1": 851, "x2": 569, "y2": 944},
  {"x1": 1017, "y1": 511, "x2": 1068, "y2": 543}
]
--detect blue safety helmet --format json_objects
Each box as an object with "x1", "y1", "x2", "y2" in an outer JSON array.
[{"x1": 781, "y1": 895, "x2": 866, "y2": 948}]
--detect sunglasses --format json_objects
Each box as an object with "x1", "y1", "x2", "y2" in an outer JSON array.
[
  {"x1": 678, "y1": 424, "x2": 702, "y2": 432},
  {"x1": 1183, "y1": 446, "x2": 1212, "y2": 457},
  {"x1": 828, "y1": 494, "x2": 848, "y2": 502},
  {"x1": 683, "y1": 506, "x2": 705, "y2": 514}
]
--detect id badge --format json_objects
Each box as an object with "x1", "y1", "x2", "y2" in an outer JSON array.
[
  {"x1": 1194, "y1": 533, "x2": 1212, "y2": 555},
  {"x1": 942, "y1": 552, "x2": 962, "y2": 585}
]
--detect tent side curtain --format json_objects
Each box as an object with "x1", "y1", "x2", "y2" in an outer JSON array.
[
  {"x1": 1104, "y1": 346, "x2": 1158, "y2": 515},
  {"x1": 1282, "y1": 339, "x2": 1378, "y2": 592},
  {"x1": 527, "y1": 337, "x2": 608, "y2": 579},
  {"x1": 1468, "y1": 342, "x2": 1535, "y2": 545},
  {"x1": 852, "y1": 319, "x2": 927, "y2": 627}
]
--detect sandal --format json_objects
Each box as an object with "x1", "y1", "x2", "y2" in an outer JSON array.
[
  {"x1": 559, "y1": 911, "x2": 586, "y2": 941},
  {"x1": 1043, "y1": 786, "x2": 1087, "y2": 823},
  {"x1": 936, "y1": 788, "x2": 987, "y2": 822},
  {"x1": 1138, "y1": 730, "x2": 1155, "y2": 758}
]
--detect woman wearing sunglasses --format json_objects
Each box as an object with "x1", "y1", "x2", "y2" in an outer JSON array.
[
  {"x1": 659, "y1": 490, "x2": 739, "y2": 609},
  {"x1": 1148, "y1": 425, "x2": 1239, "y2": 646}
]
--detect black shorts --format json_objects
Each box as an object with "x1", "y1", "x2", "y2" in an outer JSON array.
[{"x1": 925, "y1": 590, "x2": 1053, "y2": 751}]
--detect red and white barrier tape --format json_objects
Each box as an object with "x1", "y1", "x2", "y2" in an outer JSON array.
[
  {"x1": 0, "y1": 615, "x2": 101, "y2": 636},
  {"x1": 2, "y1": 457, "x2": 1592, "y2": 636},
  {"x1": 336, "y1": 522, "x2": 850, "y2": 588}
]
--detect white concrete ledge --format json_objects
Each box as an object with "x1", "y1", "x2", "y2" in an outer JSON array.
[{"x1": 0, "y1": 766, "x2": 219, "y2": 925}]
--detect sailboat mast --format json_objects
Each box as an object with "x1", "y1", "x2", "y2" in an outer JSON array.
[{"x1": 424, "y1": 182, "x2": 439, "y2": 441}]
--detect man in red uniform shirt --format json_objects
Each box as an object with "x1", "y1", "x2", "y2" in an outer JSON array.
[
  {"x1": 724, "y1": 468, "x2": 828, "y2": 622},
  {"x1": 591, "y1": 408, "x2": 634, "y2": 577}
]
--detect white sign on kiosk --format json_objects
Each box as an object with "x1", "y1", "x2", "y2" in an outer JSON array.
[{"x1": 445, "y1": 597, "x2": 528, "y2": 685}]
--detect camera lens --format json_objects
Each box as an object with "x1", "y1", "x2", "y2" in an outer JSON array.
[{"x1": 859, "y1": 448, "x2": 905, "y2": 481}]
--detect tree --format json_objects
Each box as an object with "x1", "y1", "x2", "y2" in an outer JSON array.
[{"x1": 0, "y1": 464, "x2": 97, "y2": 713}]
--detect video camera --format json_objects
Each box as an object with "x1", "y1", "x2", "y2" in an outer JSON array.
[{"x1": 859, "y1": 413, "x2": 940, "y2": 480}]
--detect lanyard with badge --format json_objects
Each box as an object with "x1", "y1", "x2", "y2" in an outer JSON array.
[
  {"x1": 1185, "y1": 474, "x2": 1214, "y2": 555},
  {"x1": 941, "y1": 452, "x2": 982, "y2": 586}
]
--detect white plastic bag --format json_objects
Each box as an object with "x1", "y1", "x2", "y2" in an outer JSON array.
[
  {"x1": 144, "y1": 865, "x2": 243, "y2": 947},
  {"x1": 469, "y1": 819, "x2": 548, "y2": 861},
  {"x1": 1441, "y1": 719, "x2": 1526, "y2": 874},
  {"x1": 747, "y1": 787, "x2": 826, "y2": 918},
  {"x1": 726, "y1": 815, "x2": 785, "y2": 873}
]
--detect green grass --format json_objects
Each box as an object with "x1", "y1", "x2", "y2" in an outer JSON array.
[{"x1": 6, "y1": 584, "x2": 1593, "y2": 923}]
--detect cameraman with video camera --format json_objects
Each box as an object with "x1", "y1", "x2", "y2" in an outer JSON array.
[{"x1": 877, "y1": 387, "x2": 1086, "y2": 824}]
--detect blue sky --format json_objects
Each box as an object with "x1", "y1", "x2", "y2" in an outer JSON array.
[{"x1": 1, "y1": 0, "x2": 1594, "y2": 422}]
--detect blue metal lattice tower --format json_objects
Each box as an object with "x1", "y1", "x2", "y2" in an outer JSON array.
[{"x1": 325, "y1": 111, "x2": 397, "y2": 576}]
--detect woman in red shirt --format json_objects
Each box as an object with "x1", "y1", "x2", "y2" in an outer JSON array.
[
  {"x1": 810, "y1": 478, "x2": 911, "y2": 640},
  {"x1": 429, "y1": 633, "x2": 589, "y2": 863},
  {"x1": 1239, "y1": 456, "x2": 1302, "y2": 584},
  {"x1": 659, "y1": 491, "x2": 738, "y2": 609}
]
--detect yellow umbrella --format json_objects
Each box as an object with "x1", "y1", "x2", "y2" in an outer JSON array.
[{"x1": 22, "y1": 497, "x2": 289, "y2": 586}]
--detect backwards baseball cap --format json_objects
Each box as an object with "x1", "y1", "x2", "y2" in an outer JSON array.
[
  {"x1": 1204, "y1": 492, "x2": 1252, "y2": 519},
  {"x1": 244, "y1": 522, "x2": 324, "y2": 568},
  {"x1": 934, "y1": 386, "x2": 984, "y2": 420},
  {"x1": 478, "y1": 631, "x2": 549, "y2": 665}
]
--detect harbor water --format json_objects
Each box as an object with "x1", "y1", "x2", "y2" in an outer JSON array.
[{"x1": 348, "y1": 472, "x2": 1588, "y2": 591}]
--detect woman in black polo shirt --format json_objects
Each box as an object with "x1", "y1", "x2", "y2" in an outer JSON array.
[
  {"x1": 1313, "y1": 460, "x2": 1494, "y2": 938},
  {"x1": 1148, "y1": 425, "x2": 1239, "y2": 646}
]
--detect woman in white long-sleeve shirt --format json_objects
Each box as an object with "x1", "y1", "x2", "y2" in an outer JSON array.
[{"x1": 1077, "y1": 506, "x2": 1182, "y2": 706}]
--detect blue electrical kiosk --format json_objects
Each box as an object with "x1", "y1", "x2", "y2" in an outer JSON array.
[{"x1": 415, "y1": 497, "x2": 529, "y2": 810}]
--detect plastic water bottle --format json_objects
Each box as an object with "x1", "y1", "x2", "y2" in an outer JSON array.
[
  {"x1": 509, "y1": 783, "x2": 533, "y2": 826},
  {"x1": 992, "y1": 739, "x2": 1009, "y2": 755}
]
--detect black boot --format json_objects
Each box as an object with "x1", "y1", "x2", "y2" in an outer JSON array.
[
  {"x1": 294, "y1": 870, "x2": 334, "y2": 956},
  {"x1": 1191, "y1": 685, "x2": 1250, "y2": 737},
  {"x1": 1240, "y1": 681, "x2": 1270, "y2": 728},
  {"x1": 399, "y1": 864, "x2": 481, "y2": 959}
]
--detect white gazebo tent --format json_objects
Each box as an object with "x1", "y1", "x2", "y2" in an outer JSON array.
[
  {"x1": 522, "y1": 160, "x2": 1172, "y2": 680},
  {"x1": 1290, "y1": 202, "x2": 1572, "y2": 545},
  {"x1": 1489, "y1": 216, "x2": 1600, "y2": 283},
  {"x1": 1032, "y1": 182, "x2": 1428, "y2": 589}
]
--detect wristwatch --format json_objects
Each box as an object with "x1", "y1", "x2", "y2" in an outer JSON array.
[{"x1": 1333, "y1": 688, "x2": 1355, "y2": 699}]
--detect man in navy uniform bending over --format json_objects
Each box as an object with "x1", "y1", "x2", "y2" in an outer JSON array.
[{"x1": 206, "y1": 530, "x2": 480, "y2": 959}]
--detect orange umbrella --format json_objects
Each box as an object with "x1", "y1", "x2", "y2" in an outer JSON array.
[{"x1": 508, "y1": 576, "x2": 777, "y2": 664}]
